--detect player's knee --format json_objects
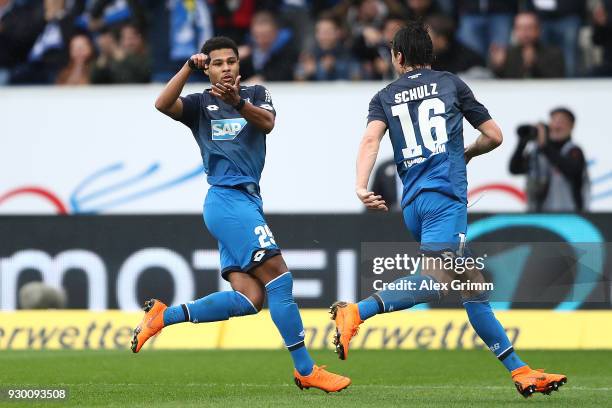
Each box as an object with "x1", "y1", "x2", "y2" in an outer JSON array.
[
  {"x1": 243, "y1": 290, "x2": 264, "y2": 312},
  {"x1": 461, "y1": 289, "x2": 491, "y2": 303},
  {"x1": 233, "y1": 283, "x2": 264, "y2": 312},
  {"x1": 437, "y1": 285, "x2": 450, "y2": 299},
  {"x1": 458, "y1": 268, "x2": 491, "y2": 300},
  {"x1": 422, "y1": 271, "x2": 451, "y2": 298},
  {"x1": 253, "y1": 255, "x2": 289, "y2": 285},
  {"x1": 229, "y1": 280, "x2": 264, "y2": 312}
]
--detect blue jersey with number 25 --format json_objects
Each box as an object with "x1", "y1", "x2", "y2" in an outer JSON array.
[
  {"x1": 368, "y1": 68, "x2": 491, "y2": 208},
  {"x1": 178, "y1": 85, "x2": 276, "y2": 188}
]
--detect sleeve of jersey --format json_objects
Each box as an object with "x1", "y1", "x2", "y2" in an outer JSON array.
[
  {"x1": 253, "y1": 85, "x2": 276, "y2": 116},
  {"x1": 367, "y1": 92, "x2": 388, "y2": 126},
  {"x1": 177, "y1": 93, "x2": 201, "y2": 128},
  {"x1": 454, "y1": 77, "x2": 491, "y2": 128}
]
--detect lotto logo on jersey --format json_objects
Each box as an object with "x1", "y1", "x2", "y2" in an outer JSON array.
[{"x1": 211, "y1": 118, "x2": 247, "y2": 141}]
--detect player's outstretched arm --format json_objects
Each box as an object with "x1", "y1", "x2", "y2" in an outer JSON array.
[
  {"x1": 211, "y1": 75, "x2": 275, "y2": 133},
  {"x1": 356, "y1": 120, "x2": 388, "y2": 211},
  {"x1": 464, "y1": 119, "x2": 503, "y2": 164},
  {"x1": 154, "y1": 54, "x2": 207, "y2": 119}
]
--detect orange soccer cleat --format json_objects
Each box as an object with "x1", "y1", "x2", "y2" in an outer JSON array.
[
  {"x1": 130, "y1": 299, "x2": 167, "y2": 353},
  {"x1": 293, "y1": 365, "x2": 351, "y2": 393},
  {"x1": 329, "y1": 301, "x2": 363, "y2": 360},
  {"x1": 511, "y1": 366, "x2": 568, "y2": 398}
]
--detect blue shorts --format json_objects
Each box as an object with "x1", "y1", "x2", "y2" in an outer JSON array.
[
  {"x1": 203, "y1": 185, "x2": 281, "y2": 281},
  {"x1": 402, "y1": 191, "x2": 467, "y2": 256}
]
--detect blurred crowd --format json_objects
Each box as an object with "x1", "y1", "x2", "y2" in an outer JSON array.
[{"x1": 1, "y1": 0, "x2": 612, "y2": 85}]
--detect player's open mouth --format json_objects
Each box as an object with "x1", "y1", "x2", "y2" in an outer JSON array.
[{"x1": 222, "y1": 75, "x2": 234, "y2": 82}]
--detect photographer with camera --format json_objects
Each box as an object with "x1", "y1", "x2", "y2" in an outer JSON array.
[{"x1": 509, "y1": 107, "x2": 590, "y2": 212}]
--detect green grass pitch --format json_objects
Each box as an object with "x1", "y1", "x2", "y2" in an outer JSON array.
[{"x1": 1, "y1": 350, "x2": 610, "y2": 407}]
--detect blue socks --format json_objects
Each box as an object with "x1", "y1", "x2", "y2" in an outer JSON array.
[
  {"x1": 463, "y1": 294, "x2": 526, "y2": 372},
  {"x1": 162, "y1": 272, "x2": 314, "y2": 376},
  {"x1": 355, "y1": 273, "x2": 527, "y2": 373},
  {"x1": 163, "y1": 291, "x2": 257, "y2": 326},
  {"x1": 357, "y1": 275, "x2": 441, "y2": 320},
  {"x1": 265, "y1": 272, "x2": 315, "y2": 376}
]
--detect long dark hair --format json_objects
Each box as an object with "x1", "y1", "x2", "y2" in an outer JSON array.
[{"x1": 391, "y1": 20, "x2": 433, "y2": 68}]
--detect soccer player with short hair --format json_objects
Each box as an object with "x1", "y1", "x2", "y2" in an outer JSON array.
[
  {"x1": 130, "y1": 36, "x2": 350, "y2": 393},
  {"x1": 330, "y1": 21, "x2": 567, "y2": 398}
]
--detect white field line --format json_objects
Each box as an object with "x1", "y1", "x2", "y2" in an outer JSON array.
[{"x1": 49, "y1": 383, "x2": 612, "y2": 392}]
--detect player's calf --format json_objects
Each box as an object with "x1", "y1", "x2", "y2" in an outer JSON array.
[
  {"x1": 253, "y1": 256, "x2": 327, "y2": 378},
  {"x1": 331, "y1": 273, "x2": 442, "y2": 360}
]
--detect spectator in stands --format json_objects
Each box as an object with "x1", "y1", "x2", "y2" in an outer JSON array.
[
  {"x1": 332, "y1": 0, "x2": 402, "y2": 36},
  {"x1": 0, "y1": 0, "x2": 45, "y2": 84},
  {"x1": 118, "y1": 23, "x2": 150, "y2": 80},
  {"x1": 267, "y1": 0, "x2": 315, "y2": 51},
  {"x1": 352, "y1": 14, "x2": 404, "y2": 79},
  {"x1": 428, "y1": 14, "x2": 485, "y2": 75},
  {"x1": 509, "y1": 107, "x2": 589, "y2": 212},
  {"x1": 212, "y1": 0, "x2": 257, "y2": 44},
  {"x1": 9, "y1": 0, "x2": 85, "y2": 84},
  {"x1": 491, "y1": 12, "x2": 565, "y2": 78},
  {"x1": 436, "y1": 0, "x2": 455, "y2": 16},
  {"x1": 310, "y1": 0, "x2": 344, "y2": 18},
  {"x1": 525, "y1": 0, "x2": 584, "y2": 77},
  {"x1": 398, "y1": 0, "x2": 441, "y2": 20},
  {"x1": 457, "y1": 0, "x2": 517, "y2": 59},
  {"x1": 86, "y1": 0, "x2": 145, "y2": 33},
  {"x1": 90, "y1": 23, "x2": 150, "y2": 83},
  {"x1": 591, "y1": 0, "x2": 612, "y2": 77},
  {"x1": 295, "y1": 15, "x2": 353, "y2": 81},
  {"x1": 56, "y1": 32, "x2": 95, "y2": 85},
  {"x1": 239, "y1": 11, "x2": 298, "y2": 82},
  {"x1": 147, "y1": 0, "x2": 212, "y2": 82}
]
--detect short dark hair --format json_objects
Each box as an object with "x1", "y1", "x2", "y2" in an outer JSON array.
[
  {"x1": 121, "y1": 22, "x2": 145, "y2": 36},
  {"x1": 391, "y1": 20, "x2": 433, "y2": 67},
  {"x1": 200, "y1": 36, "x2": 239, "y2": 58},
  {"x1": 550, "y1": 107, "x2": 576, "y2": 124},
  {"x1": 384, "y1": 13, "x2": 406, "y2": 27},
  {"x1": 252, "y1": 11, "x2": 278, "y2": 29},
  {"x1": 317, "y1": 12, "x2": 341, "y2": 29}
]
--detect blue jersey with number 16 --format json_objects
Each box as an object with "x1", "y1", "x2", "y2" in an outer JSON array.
[{"x1": 368, "y1": 68, "x2": 491, "y2": 208}]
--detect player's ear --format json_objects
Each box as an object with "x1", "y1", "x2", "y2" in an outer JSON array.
[{"x1": 397, "y1": 51, "x2": 405, "y2": 67}]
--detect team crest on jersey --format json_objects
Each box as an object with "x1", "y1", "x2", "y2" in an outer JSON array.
[{"x1": 211, "y1": 118, "x2": 247, "y2": 140}]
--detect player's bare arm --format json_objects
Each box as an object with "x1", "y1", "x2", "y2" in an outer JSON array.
[
  {"x1": 210, "y1": 75, "x2": 275, "y2": 133},
  {"x1": 464, "y1": 119, "x2": 504, "y2": 164},
  {"x1": 154, "y1": 54, "x2": 208, "y2": 119},
  {"x1": 356, "y1": 120, "x2": 388, "y2": 211}
]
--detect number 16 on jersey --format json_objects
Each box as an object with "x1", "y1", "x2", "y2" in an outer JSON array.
[{"x1": 391, "y1": 97, "x2": 448, "y2": 160}]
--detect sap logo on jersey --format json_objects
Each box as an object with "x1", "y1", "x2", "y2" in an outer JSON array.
[{"x1": 211, "y1": 118, "x2": 247, "y2": 140}]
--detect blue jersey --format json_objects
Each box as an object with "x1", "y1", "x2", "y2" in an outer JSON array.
[
  {"x1": 178, "y1": 85, "x2": 276, "y2": 187},
  {"x1": 368, "y1": 68, "x2": 491, "y2": 208}
]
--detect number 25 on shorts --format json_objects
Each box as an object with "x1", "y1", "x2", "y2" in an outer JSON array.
[{"x1": 254, "y1": 224, "x2": 276, "y2": 248}]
